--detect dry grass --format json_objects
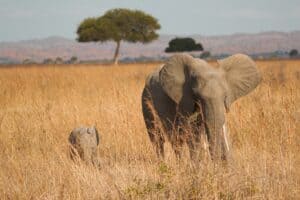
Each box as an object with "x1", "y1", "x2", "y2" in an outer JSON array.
[{"x1": 0, "y1": 60, "x2": 299, "y2": 199}]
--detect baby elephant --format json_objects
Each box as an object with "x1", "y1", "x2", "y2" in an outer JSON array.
[{"x1": 68, "y1": 126, "x2": 100, "y2": 167}]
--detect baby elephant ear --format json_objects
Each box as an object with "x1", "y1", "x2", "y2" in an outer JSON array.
[
  {"x1": 219, "y1": 54, "x2": 262, "y2": 106},
  {"x1": 68, "y1": 132, "x2": 76, "y2": 144},
  {"x1": 159, "y1": 53, "x2": 195, "y2": 104}
]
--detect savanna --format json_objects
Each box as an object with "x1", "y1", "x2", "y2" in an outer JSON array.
[{"x1": 0, "y1": 60, "x2": 299, "y2": 199}]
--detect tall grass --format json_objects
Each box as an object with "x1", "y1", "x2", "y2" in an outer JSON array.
[{"x1": 0, "y1": 60, "x2": 299, "y2": 199}]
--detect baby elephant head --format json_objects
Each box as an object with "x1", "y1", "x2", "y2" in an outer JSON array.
[
  {"x1": 159, "y1": 53, "x2": 262, "y2": 160},
  {"x1": 68, "y1": 126, "x2": 100, "y2": 167}
]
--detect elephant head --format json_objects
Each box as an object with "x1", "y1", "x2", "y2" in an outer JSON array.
[
  {"x1": 69, "y1": 126, "x2": 100, "y2": 166},
  {"x1": 159, "y1": 53, "x2": 261, "y2": 160}
]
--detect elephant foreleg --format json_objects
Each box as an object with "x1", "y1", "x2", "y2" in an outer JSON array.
[
  {"x1": 187, "y1": 110, "x2": 203, "y2": 161},
  {"x1": 171, "y1": 128, "x2": 185, "y2": 160},
  {"x1": 187, "y1": 132, "x2": 201, "y2": 161},
  {"x1": 172, "y1": 141, "x2": 183, "y2": 160},
  {"x1": 148, "y1": 129, "x2": 165, "y2": 159}
]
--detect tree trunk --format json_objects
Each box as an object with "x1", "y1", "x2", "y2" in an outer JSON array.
[{"x1": 113, "y1": 40, "x2": 121, "y2": 65}]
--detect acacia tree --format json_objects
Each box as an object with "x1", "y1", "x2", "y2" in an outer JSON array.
[
  {"x1": 77, "y1": 8, "x2": 161, "y2": 64},
  {"x1": 165, "y1": 37, "x2": 203, "y2": 53},
  {"x1": 289, "y1": 49, "x2": 298, "y2": 57}
]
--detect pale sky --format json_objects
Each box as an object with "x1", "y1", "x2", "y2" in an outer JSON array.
[{"x1": 0, "y1": 0, "x2": 299, "y2": 42}]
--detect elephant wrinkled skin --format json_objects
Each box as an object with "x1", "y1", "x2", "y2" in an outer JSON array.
[{"x1": 142, "y1": 53, "x2": 261, "y2": 161}]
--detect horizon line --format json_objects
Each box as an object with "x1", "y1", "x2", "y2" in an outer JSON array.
[{"x1": 1, "y1": 30, "x2": 299, "y2": 43}]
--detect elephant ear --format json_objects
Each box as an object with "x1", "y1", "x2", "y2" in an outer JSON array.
[
  {"x1": 219, "y1": 54, "x2": 262, "y2": 107},
  {"x1": 68, "y1": 132, "x2": 76, "y2": 144},
  {"x1": 159, "y1": 54, "x2": 195, "y2": 104}
]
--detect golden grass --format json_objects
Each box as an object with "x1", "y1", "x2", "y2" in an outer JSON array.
[{"x1": 0, "y1": 60, "x2": 299, "y2": 199}]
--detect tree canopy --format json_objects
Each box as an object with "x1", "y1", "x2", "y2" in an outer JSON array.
[
  {"x1": 77, "y1": 8, "x2": 161, "y2": 64},
  {"x1": 165, "y1": 37, "x2": 203, "y2": 53},
  {"x1": 289, "y1": 49, "x2": 298, "y2": 57}
]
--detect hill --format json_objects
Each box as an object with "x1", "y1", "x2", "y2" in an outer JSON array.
[{"x1": 0, "y1": 31, "x2": 299, "y2": 63}]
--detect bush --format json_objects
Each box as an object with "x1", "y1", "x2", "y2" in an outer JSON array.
[
  {"x1": 43, "y1": 58, "x2": 54, "y2": 64},
  {"x1": 165, "y1": 38, "x2": 203, "y2": 53},
  {"x1": 289, "y1": 49, "x2": 298, "y2": 57}
]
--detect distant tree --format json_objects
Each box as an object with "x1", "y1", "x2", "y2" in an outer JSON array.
[
  {"x1": 43, "y1": 58, "x2": 54, "y2": 64},
  {"x1": 289, "y1": 49, "x2": 298, "y2": 57},
  {"x1": 200, "y1": 51, "x2": 211, "y2": 59},
  {"x1": 165, "y1": 37, "x2": 203, "y2": 53},
  {"x1": 69, "y1": 56, "x2": 78, "y2": 64},
  {"x1": 77, "y1": 8, "x2": 161, "y2": 64},
  {"x1": 22, "y1": 58, "x2": 35, "y2": 64},
  {"x1": 55, "y1": 57, "x2": 64, "y2": 64}
]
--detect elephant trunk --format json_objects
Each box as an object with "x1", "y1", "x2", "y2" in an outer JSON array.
[{"x1": 203, "y1": 99, "x2": 229, "y2": 161}]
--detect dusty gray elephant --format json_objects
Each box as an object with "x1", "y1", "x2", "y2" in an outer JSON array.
[
  {"x1": 142, "y1": 53, "x2": 261, "y2": 161},
  {"x1": 68, "y1": 126, "x2": 100, "y2": 167}
]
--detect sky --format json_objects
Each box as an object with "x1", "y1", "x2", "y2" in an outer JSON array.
[{"x1": 0, "y1": 0, "x2": 299, "y2": 42}]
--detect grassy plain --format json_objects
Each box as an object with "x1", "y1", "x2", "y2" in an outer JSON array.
[{"x1": 0, "y1": 60, "x2": 299, "y2": 199}]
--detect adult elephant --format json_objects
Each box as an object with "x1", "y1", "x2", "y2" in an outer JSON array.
[{"x1": 142, "y1": 53, "x2": 261, "y2": 161}]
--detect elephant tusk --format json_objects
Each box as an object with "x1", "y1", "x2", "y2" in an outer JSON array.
[{"x1": 223, "y1": 124, "x2": 230, "y2": 151}]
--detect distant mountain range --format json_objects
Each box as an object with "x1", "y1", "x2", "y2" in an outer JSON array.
[{"x1": 0, "y1": 31, "x2": 299, "y2": 63}]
